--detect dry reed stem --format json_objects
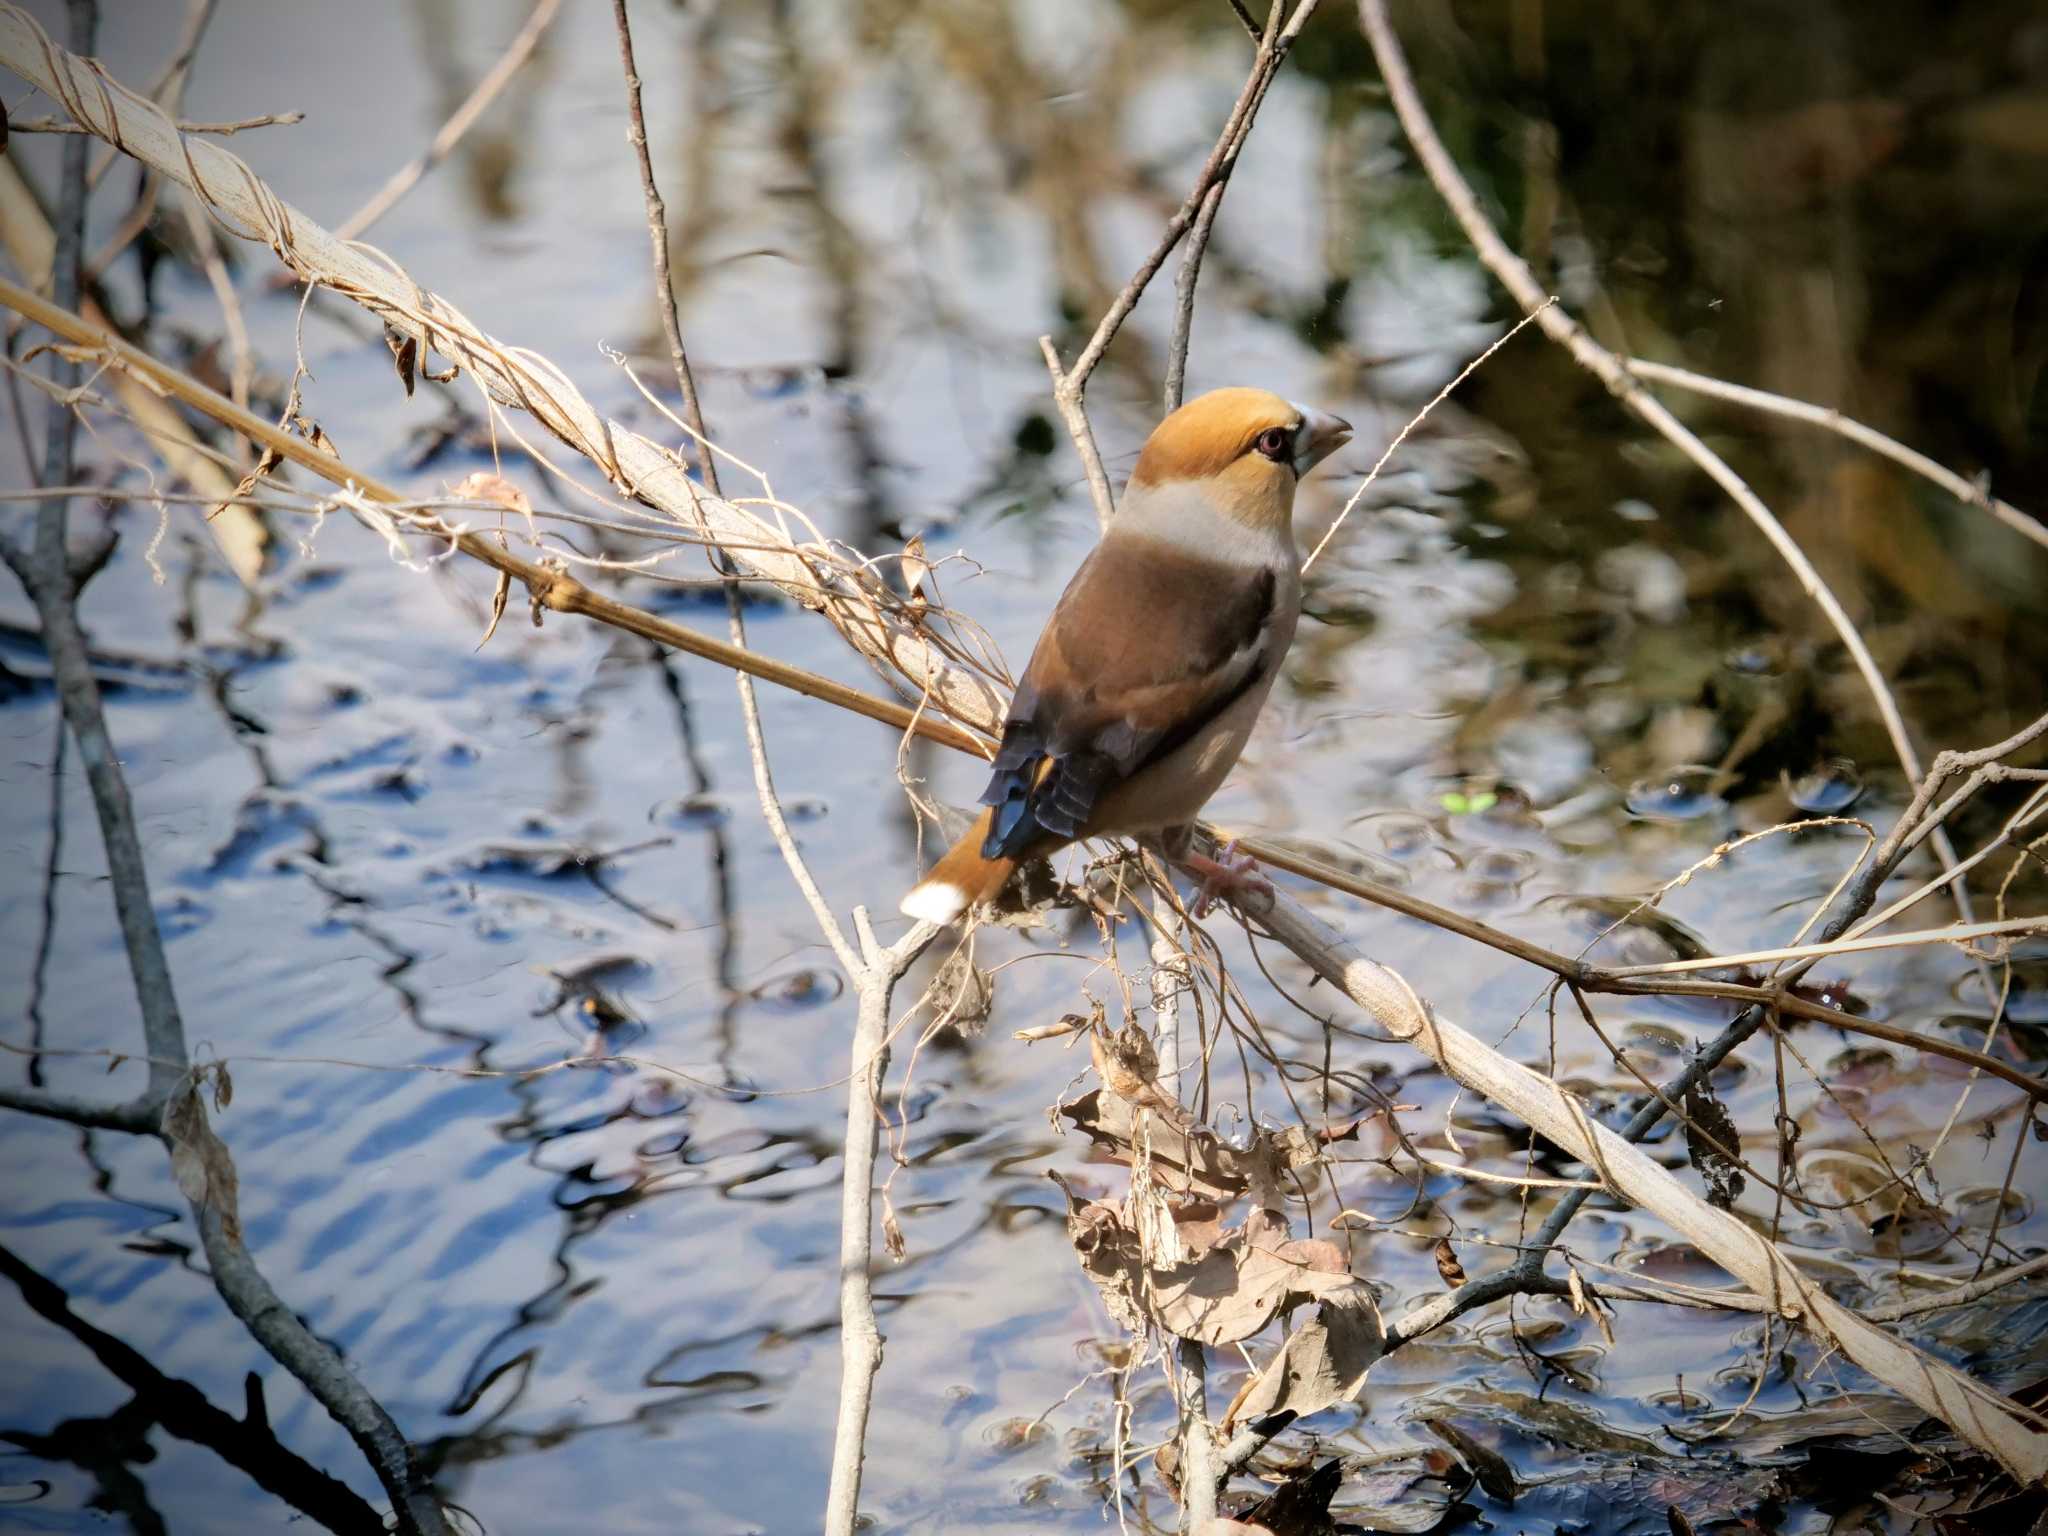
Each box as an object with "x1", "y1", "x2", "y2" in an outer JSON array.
[
  {"x1": 0, "y1": 3, "x2": 1019, "y2": 727},
  {"x1": 1246, "y1": 887, "x2": 2048, "y2": 1484},
  {"x1": 0, "y1": 274, "x2": 994, "y2": 756},
  {"x1": 11, "y1": 109, "x2": 301, "y2": 135}
]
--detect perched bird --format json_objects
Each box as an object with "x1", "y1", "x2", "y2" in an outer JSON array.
[{"x1": 900, "y1": 387, "x2": 1351, "y2": 924}]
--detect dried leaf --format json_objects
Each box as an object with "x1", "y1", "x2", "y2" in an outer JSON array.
[
  {"x1": 209, "y1": 1060, "x2": 233, "y2": 1112},
  {"x1": 1224, "y1": 1291, "x2": 1385, "y2": 1428},
  {"x1": 385, "y1": 323, "x2": 418, "y2": 397},
  {"x1": 1060, "y1": 1090, "x2": 1354, "y2": 1203},
  {"x1": 1149, "y1": 1207, "x2": 1358, "y2": 1345},
  {"x1": 1682, "y1": 1080, "x2": 1746, "y2": 1210},
  {"x1": 1091, "y1": 1019, "x2": 1174, "y2": 1112},
  {"x1": 882, "y1": 1208, "x2": 906, "y2": 1262},
  {"x1": 207, "y1": 444, "x2": 280, "y2": 528},
  {"x1": 1421, "y1": 1416, "x2": 1517, "y2": 1504},
  {"x1": 1233, "y1": 1458, "x2": 1341, "y2": 1536},
  {"x1": 480, "y1": 567, "x2": 511, "y2": 650},
  {"x1": 1433, "y1": 1236, "x2": 1466, "y2": 1287},
  {"x1": 162, "y1": 1076, "x2": 241, "y2": 1243},
  {"x1": 293, "y1": 412, "x2": 337, "y2": 458},
  {"x1": 450, "y1": 471, "x2": 533, "y2": 517},
  {"x1": 929, "y1": 950, "x2": 994, "y2": 1029},
  {"x1": 1050, "y1": 1170, "x2": 1148, "y2": 1337},
  {"x1": 901, "y1": 533, "x2": 931, "y2": 619}
]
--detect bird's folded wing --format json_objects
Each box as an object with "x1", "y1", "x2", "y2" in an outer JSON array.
[{"x1": 980, "y1": 536, "x2": 1277, "y2": 856}]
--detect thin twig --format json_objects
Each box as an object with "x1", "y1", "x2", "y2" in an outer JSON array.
[
  {"x1": 1042, "y1": 0, "x2": 1321, "y2": 525},
  {"x1": 610, "y1": 0, "x2": 720, "y2": 498},
  {"x1": 1162, "y1": 179, "x2": 1225, "y2": 413},
  {"x1": 0, "y1": 11, "x2": 449, "y2": 1524},
  {"x1": 1356, "y1": 0, "x2": 1932, "y2": 795},
  {"x1": 333, "y1": 0, "x2": 562, "y2": 242},
  {"x1": 1626, "y1": 357, "x2": 2048, "y2": 556},
  {"x1": 12, "y1": 109, "x2": 302, "y2": 135},
  {"x1": 604, "y1": 14, "x2": 939, "y2": 1527},
  {"x1": 179, "y1": 185, "x2": 252, "y2": 419},
  {"x1": 1861, "y1": 1252, "x2": 2048, "y2": 1324},
  {"x1": 81, "y1": 0, "x2": 214, "y2": 276},
  {"x1": 1599, "y1": 915, "x2": 2045, "y2": 979},
  {"x1": 0, "y1": 1082, "x2": 159, "y2": 1133},
  {"x1": 1174, "y1": 1338, "x2": 1218, "y2": 1532},
  {"x1": 826, "y1": 913, "x2": 939, "y2": 1536},
  {"x1": 1300, "y1": 301, "x2": 1552, "y2": 572}
]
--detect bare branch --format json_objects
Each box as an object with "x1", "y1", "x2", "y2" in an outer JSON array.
[
  {"x1": 0, "y1": 1083, "x2": 159, "y2": 1134},
  {"x1": 11, "y1": 109, "x2": 302, "y2": 135},
  {"x1": 333, "y1": 0, "x2": 563, "y2": 241},
  {"x1": 1355, "y1": 0, "x2": 1933, "y2": 795},
  {"x1": 1627, "y1": 357, "x2": 2048, "y2": 556},
  {"x1": 610, "y1": 0, "x2": 720, "y2": 499},
  {"x1": 1173, "y1": 1338, "x2": 1219, "y2": 1532},
  {"x1": 1863, "y1": 1254, "x2": 2048, "y2": 1323},
  {"x1": 1043, "y1": 0, "x2": 1322, "y2": 524},
  {"x1": 825, "y1": 916, "x2": 941, "y2": 1536}
]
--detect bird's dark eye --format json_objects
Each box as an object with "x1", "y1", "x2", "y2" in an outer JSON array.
[{"x1": 1255, "y1": 426, "x2": 1293, "y2": 462}]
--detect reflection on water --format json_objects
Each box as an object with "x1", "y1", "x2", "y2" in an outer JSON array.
[{"x1": 2, "y1": 0, "x2": 2045, "y2": 1531}]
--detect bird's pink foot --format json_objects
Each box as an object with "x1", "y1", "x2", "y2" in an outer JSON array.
[{"x1": 1179, "y1": 842, "x2": 1271, "y2": 917}]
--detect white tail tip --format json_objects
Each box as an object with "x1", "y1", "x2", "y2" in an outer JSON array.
[{"x1": 899, "y1": 879, "x2": 968, "y2": 925}]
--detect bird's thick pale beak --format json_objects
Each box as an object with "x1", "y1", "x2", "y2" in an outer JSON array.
[{"x1": 1291, "y1": 405, "x2": 1353, "y2": 475}]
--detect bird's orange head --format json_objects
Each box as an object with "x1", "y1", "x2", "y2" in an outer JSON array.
[{"x1": 1126, "y1": 387, "x2": 1351, "y2": 532}]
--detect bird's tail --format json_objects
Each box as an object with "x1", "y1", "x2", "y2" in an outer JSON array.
[{"x1": 899, "y1": 808, "x2": 1019, "y2": 924}]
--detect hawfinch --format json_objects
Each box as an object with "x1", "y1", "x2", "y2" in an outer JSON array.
[{"x1": 900, "y1": 387, "x2": 1351, "y2": 924}]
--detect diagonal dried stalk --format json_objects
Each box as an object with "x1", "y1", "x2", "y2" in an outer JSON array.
[
  {"x1": 0, "y1": 1, "x2": 1011, "y2": 739},
  {"x1": 1244, "y1": 889, "x2": 2048, "y2": 1484},
  {"x1": 12, "y1": 108, "x2": 301, "y2": 135}
]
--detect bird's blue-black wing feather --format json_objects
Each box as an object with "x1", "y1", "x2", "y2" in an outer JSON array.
[{"x1": 975, "y1": 551, "x2": 1276, "y2": 861}]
